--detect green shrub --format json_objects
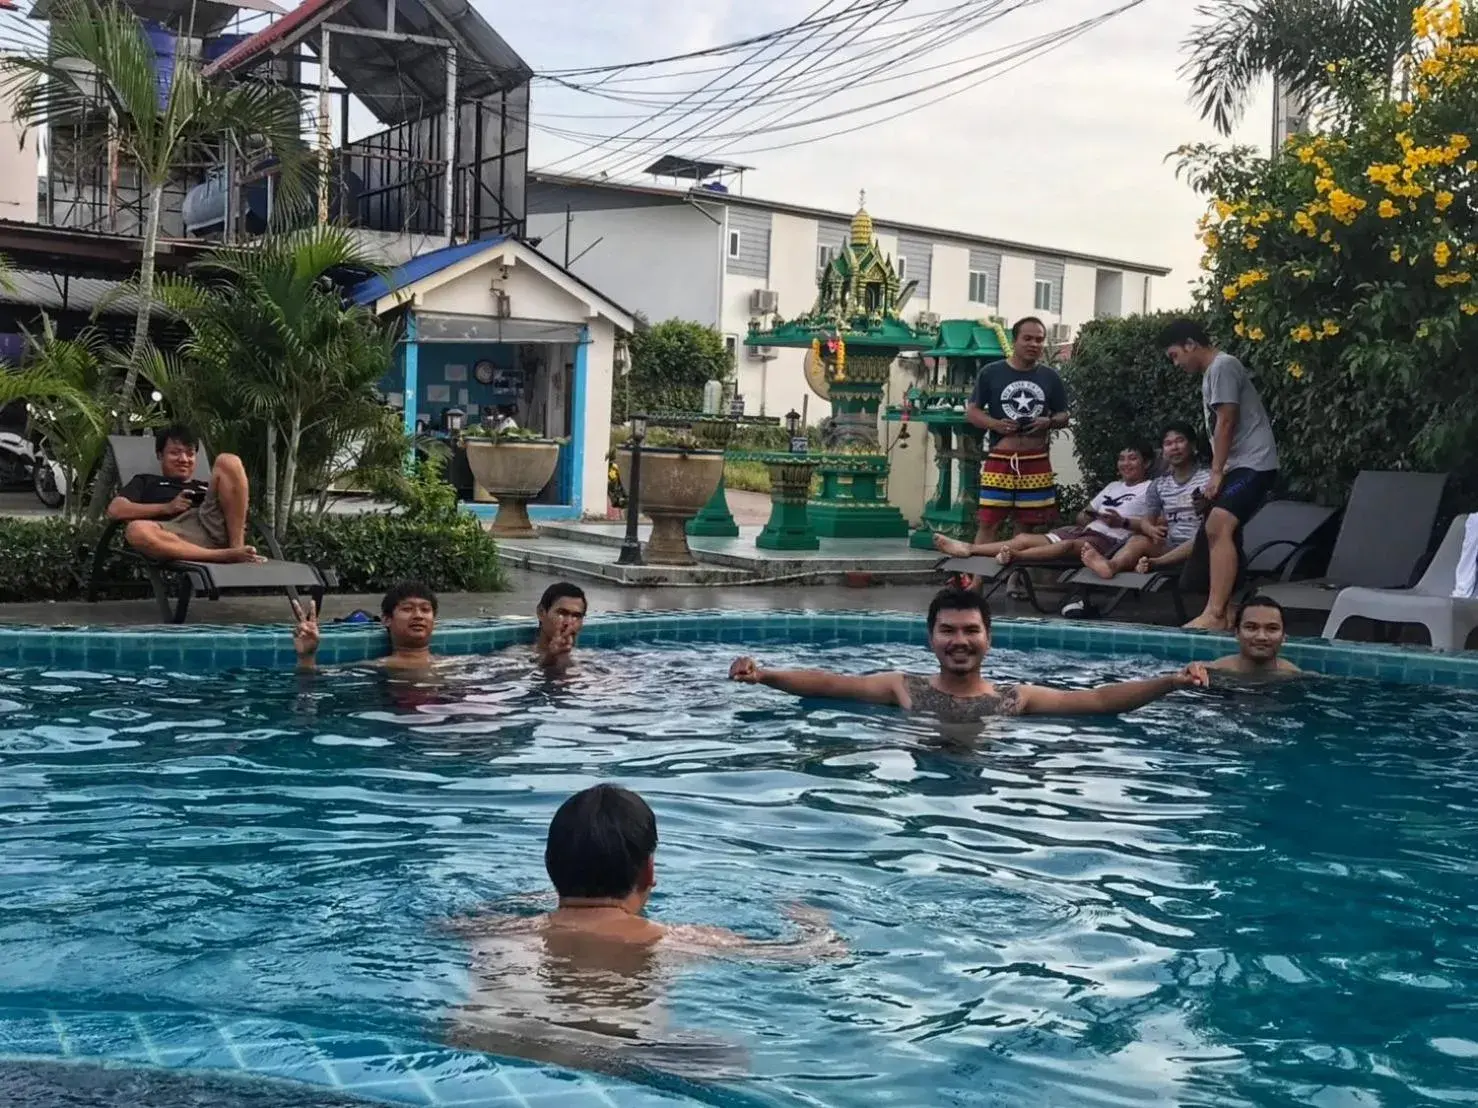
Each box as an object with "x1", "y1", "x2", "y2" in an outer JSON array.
[
  {"x1": 724, "y1": 459, "x2": 772, "y2": 493},
  {"x1": 1060, "y1": 312, "x2": 1206, "y2": 492},
  {"x1": 0, "y1": 512, "x2": 506, "y2": 603}
]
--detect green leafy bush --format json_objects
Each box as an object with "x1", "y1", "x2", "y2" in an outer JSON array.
[
  {"x1": 614, "y1": 319, "x2": 732, "y2": 420},
  {"x1": 1060, "y1": 312, "x2": 1205, "y2": 491},
  {"x1": 0, "y1": 512, "x2": 506, "y2": 603}
]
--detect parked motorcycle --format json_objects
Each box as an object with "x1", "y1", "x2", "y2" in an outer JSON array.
[{"x1": 0, "y1": 428, "x2": 67, "y2": 508}]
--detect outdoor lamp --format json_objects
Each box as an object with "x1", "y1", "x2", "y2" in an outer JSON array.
[
  {"x1": 631, "y1": 414, "x2": 647, "y2": 441},
  {"x1": 150, "y1": 390, "x2": 163, "y2": 402},
  {"x1": 614, "y1": 340, "x2": 630, "y2": 376},
  {"x1": 785, "y1": 409, "x2": 800, "y2": 436}
]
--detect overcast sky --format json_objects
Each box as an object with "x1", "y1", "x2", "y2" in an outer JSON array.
[{"x1": 494, "y1": 0, "x2": 1273, "y2": 307}]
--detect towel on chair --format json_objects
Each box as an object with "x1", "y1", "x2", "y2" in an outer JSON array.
[{"x1": 1455, "y1": 514, "x2": 1478, "y2": 599}]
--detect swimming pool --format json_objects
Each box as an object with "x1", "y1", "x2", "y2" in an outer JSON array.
[{"x1": 1, "y1": 626, "x2": 1476, "y2": 1106}]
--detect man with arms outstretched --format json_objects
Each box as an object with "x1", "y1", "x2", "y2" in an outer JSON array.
[
  {"x1": 730, "y1": 588, "x2": 1206, "y2": 721},
  {"x1": 107, "y1": 425, "x2": 263, "y2": 564}
]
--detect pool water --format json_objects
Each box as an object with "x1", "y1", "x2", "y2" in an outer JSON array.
[{"x1": 1, "y1": 642, "x2": 1477, "y2": 1106}]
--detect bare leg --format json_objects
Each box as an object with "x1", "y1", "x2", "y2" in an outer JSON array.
[
  {"x1": 934, "y1": 532, "x2": 1012, "y2": 558},
  {"x1": 211, "y1": 452, "x2": 250, "y2": 549},
  {"x1": 125, "y1": 521, "x2": 263, "y2": 564},
  {"x1": 1185, "y1": 509, "x2": 1239, "y2": 630},
  {"x1": 997, "y1": 535, "x2": 1075, "y2": 566},
  {"x1": 1083, "y1": 535, "x2": 1152, "y2": 580}
]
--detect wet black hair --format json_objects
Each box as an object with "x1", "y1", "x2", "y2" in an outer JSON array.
[
  {"x1": 380, "y1": 580, "x2": 439, "y2": 617},
  {"x1": 538, "y1": 580, "x2": 587, "y2": 615},
  {"x1": 154, "y1": 424, "x2": 199, "y2": 455},
  {"x1": 1156, "y1": 318, "x2": 1212, "y2": 348},
  {"x1": 927, "y1": 587, "x2": 992, "y2": 633},
  {"x1": 1011, "y1": 316, "x2": 1046, "y2": 340},
  {"x1": 545, "y1": 784, "x2": 658, "y2": 899},
  {"x1": 1235, "y1": 593, "x2": 1286, "y2": 627}
]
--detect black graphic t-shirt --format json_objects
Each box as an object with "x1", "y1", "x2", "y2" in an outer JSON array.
[
  {"x1": 968, "y1": 360, "x2": 1070, "y2": 446},
  {"x1": 118, "y1": 474, "x2": 208, "y2": 505}
]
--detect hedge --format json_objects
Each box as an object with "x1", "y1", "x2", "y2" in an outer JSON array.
[
  {"x1": 0, "y1": 513, "x2": 506, "y2": 603},
  {"x1": 1060, "y1": 311, "x2": 1205, "y2": 493}
]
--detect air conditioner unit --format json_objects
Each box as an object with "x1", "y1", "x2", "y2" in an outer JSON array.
[
  {"x1": 1048, "y1": 323, "x2": 1073, "y2": 344},
  {"x1": 915, "y1": 311, "x2": 940, "y2": 328},
  {"x1": 750, "y1": 289, "x2": 779, "y2": 313},
  {"x1": 747, "y1": 345, "x2": 777, "y2": 361}
]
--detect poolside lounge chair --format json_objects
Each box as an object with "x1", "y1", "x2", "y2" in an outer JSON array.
[
  {"x1": 1254, "y1": 470, "x2": 1449, "y2": 615},
  {"x1": 934, "y1": 550, "x2": 1091, "y2": 614},
  {"x1": 1322, "y1": 514, "x2": 1478, "y2": 651},
  {"x1": 1056, "y1": 499, "x2": 1338, "y2": 621},
  {"x1": 86, "y1": 435, "x2": 331, "y2": 623}
]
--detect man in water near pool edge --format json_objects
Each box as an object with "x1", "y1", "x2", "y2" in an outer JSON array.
[
  {"x1": 728, "y1": 587, "x2": 1208, "y2": 720},
  {"x1": 1207, "y1": 595, "x2": 1302, "y2": 679},
  {"x1": 529, "y1": 581, "x2": 588, "y2": 672},
  {"x1": 294, "y1": 580, "x2": 439, "y2": 672}
]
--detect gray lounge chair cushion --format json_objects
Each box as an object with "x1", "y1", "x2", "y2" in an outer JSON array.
[{"x1": 173, "y1": 560, "x2": 325, "y2": 589}]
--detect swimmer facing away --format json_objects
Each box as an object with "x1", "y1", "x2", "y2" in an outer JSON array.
[
  {"x1": 450, "y1": 784, "x2": 843, "y2": 1077},
  {"x1": 729, "y1": 587, "x2": 1207, "y2": 719}
]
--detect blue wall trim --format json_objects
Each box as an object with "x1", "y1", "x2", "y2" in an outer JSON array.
[
  {"x1": 401, "y1": 313, "x2": 419, "y2": 438},
  {"x1": 570, "y1": 326, "x2": 590, "y2": 517}
]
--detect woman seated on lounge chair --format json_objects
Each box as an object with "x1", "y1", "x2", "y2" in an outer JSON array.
[{"x1": 934, "y1": 442, "x2": 1153, "y2": 577}]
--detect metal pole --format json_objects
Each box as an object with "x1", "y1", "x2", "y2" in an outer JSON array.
[
  {"x1": 385, "y1": 0, "x2": 394, "y2": 32},
  {"x1": 564, "y1": 204, "x2": 571, "y2": 267},
  {"x1": 443, "y1": 45, "x2": 457, "y2": 240},
  {"x1": 317, "y1": 26, "x2": 331, "y2": 224},
  {"x1": 617, "y1": 425, "x2": 645, "y2": 565}
]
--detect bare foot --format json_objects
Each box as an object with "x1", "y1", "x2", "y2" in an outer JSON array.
[
  {"x1": 995, "y1": 548, "x2": 1015, "y2": 566},
  {"x1": 216, "y1": 545, "x2": 266, "y2": 564},
  {"x1": 1183, "y1": 610, "x2": 1232, "y2": 632},
  {"x1": 1135, "y1": 557, "x2": 1153, "y2": 574},
  {"x1": 1080, "y1": 546, "x2": 1115, "y2": 580},
  {"x1": 933, "y1": 533, "x2": 974, "y2": 558}
]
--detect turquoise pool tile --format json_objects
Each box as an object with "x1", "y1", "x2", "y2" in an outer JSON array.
[
  {"x1": 0, "y1": 1012, "x2": 62, "y2": 1053},
  {"x1": 339, "y1": 1079, "x2": 435, "y2": 1105},
  {"x1": 52, "y1": 1012, "x2": 151, "y2": 1060},
  {"x1": 134, "y1": 1012, "x2": 226, "y2": 1052}
]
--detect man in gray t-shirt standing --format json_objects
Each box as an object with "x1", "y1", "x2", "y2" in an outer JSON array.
[{"x1": 1158, "y1": 318, "x2": 1279, "y2": 631}]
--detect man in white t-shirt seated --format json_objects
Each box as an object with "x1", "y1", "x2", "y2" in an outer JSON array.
[{"x1": 934, "y1": 443, "x2": 1153, "y2": 570}]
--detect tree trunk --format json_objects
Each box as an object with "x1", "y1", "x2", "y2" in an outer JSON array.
[
  {"x1": 263, "y1": 424, "x2": 278, "y2": 535},
  {"x1": 279, "y1": 408, "x2": 302, "y2": 542},
  {"x1": 84, "y1": 181, "x2": 165, "y2": 516}
]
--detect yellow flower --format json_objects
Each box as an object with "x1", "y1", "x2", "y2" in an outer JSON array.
[
  {"x1": 1237, "y1": 269, "x2": 1269, "y2": 289},
  {"x1": 1213, "y1": 198, "x2": 1234, "y2": 219},
  {"x1": 1435, "y1": 191, "x2": 1454, "y2": 211},
  {"x1": 1288, "y1": 362, "x2": 1305, "y2": 379},
  {"x1": 1325, "y1": 61, "x2": 1337, "y2": 73},
  {"x1": 1248, "y1": 326, "x2": 1266, "y2": 341},
  {"x1": 1295, "y1": 146, "x2": 1316, "y2": 164},
  {"x1": 1290, "y1": 323, "x2": 1316, "y2": 342},
  {"x1": 1462, "y1": 301, "x2": 1478, "y2": 315},
  {"x1": 1435, "y1": 241, "x2": 1453, "y2": 267},
  {"x1": 1234, "y1": 321, "x2": 1247, "y2": 337},
  {"x1": 1397, "y1": 101, "x2": 1415, "y2": 117},
  {"x1": 1366, "y1": 163, "x2": 1400, "y2": 185},
  {"x1": 1327, "y1": 189, "x2": 1366, "y2": 224},
  {"x1": 1320, "y1": 229, "x2": 1334, "y2": 244},
  {"x1": 1293, "y1": 211, "x2": 1319, "y2": 235},
  {"x1": 1222, "y1": 283, "x2": 1240, "y2": 301},
  {"x1": 1242, "y1": 234, "x2": 1260, "y2": 249},
  {"x1": 1378, "y1": 198, "x2": 1399, "y2": 218},
  {"x1": 1435, "y1": 271, "x2": 1472, "y2": 286},
  {"x1": 1391, "y1": 245, "x2": 1403, "y2": 262},
  {"x1": 1203, "y1": 229, "x2": 1221, "y2": 248},
  {"x1": 1320, "y1": 319, "x2": 1340, "y2": 337}
]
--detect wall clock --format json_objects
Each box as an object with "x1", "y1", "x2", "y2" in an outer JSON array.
[{"x1": 474, "y1": 360, "x2": 497, "y2": 385}]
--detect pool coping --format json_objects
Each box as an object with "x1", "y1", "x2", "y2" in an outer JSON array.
[{"x1": 0, "y1": 609, "x2": 1474, "y2": 689}]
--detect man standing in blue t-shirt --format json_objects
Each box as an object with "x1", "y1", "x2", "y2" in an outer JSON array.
[{"x1": 1158, "y1": 319, "x2": 1280, "y2": 631}]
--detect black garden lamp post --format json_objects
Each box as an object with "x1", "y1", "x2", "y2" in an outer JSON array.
[
  {"x1": 786, "y1": 408, "x2": 805, "y2": 454},
  {"x1": 617, "y1": 414, "x2": 647, "y2": 565}
]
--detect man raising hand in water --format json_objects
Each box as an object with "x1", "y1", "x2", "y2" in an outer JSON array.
[{"x1": 730, "y1": 588, "x2": 1206, "y2": 721}]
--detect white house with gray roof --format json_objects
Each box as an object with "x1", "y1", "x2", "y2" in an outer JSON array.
[{"x1": 527, "y1": 171, "x2": 1170, "y2": 426}]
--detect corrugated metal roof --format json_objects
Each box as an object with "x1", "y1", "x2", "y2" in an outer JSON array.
[
  {"x1": 0, "y1": 270, "x2": 148, "y2": 316},
  {"x1": 28, "y1": 0, "x2": 282, "y2": 33},
  {"x1": 204, "y1": 0, "x2": 533, "y2": 125}
]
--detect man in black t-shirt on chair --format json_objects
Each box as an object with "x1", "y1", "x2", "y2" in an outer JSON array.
[{"x1": 106, "y1": 425, "x2": 265, "y2": 564}]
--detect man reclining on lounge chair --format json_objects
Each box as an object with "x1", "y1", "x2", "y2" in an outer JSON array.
[
  {"x1": 1130, "y1": 422, "x2": 1213, "y2": 577},
  {"x1": 934, "y1": 442, "x2": 1153, "y2": 574},
  {"x1": 106, "y1": 424, "x2": 264, "y2": 564}
]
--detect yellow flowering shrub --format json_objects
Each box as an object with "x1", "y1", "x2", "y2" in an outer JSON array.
[{"x1": 1175, "y1": 0, "x2": 1478, "y2": 501}]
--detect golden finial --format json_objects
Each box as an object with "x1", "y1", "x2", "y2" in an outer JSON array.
[{"x1": 849, "y1": 189, "x2": 873, "y2": 248}]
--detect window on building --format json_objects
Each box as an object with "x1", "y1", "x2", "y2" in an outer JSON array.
[
  {"x1": 728, "y1": 230, "x2": 742, "y2": 259},
  {"x1": 1034, "y1": 279, "x2": 1055, "y2": 312},
  {"x1": 817, "y1": 243, "x2": 837, "y2": 274},
  {"x1": 897, "y1": 255, "x2": 908, "y2": 282},
  {"x1": 968, "y1": 270, "x2": 991, "y2": 304}
]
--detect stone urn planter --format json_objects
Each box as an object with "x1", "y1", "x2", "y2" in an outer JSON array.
[
  {"x1": 465, "y1": 438, "x2": 561, "y2": 538},
  {"x1": 615, "y1": 446, "x2": 724, "y2": 565}
]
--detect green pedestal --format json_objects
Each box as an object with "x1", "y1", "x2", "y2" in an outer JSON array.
[
  {"x1": 809, "y1": 452, "x2": 909, "y2": 539},
  {"x1": 756, "y1": 456, "x2": 821, "y2": 551},
  {"x1": 686, "y1": 474, "x2": 740, "y2": 538}
]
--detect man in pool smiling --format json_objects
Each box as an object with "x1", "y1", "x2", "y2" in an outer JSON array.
[
  {"x1": 729, "y1": 587, "x2": 1207, "y2": 720},
  {"x1": 294, "y1": 580, "x2": 439, "y2": 672}
]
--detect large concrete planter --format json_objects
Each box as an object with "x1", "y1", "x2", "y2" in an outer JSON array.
[
  {"x1": 465, "y1": 438, "x2": 561, "y2": 538},
  {"x1": 616, "y1": 446, "x2": 724, "y2": 565}
]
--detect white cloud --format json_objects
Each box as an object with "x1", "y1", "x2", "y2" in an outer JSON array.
[{"x1": 496, "y1": 0, "x2": 1274, "y2": 306}]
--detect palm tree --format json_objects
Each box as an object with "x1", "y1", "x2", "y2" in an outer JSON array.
[
  {"x1": 0, "y1": 0, "x2": 308, "y2": 416},
  {"x1": 1182, "y1": 0, "x2": 1423, "y2": 135},
  {"x1": 149, "y1": 226, "x2": 399, "y2": 538}
]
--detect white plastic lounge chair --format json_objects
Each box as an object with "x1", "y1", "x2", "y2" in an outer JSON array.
[
  {"x1": 1322, "y1": 514, "x2": 1478, "y2": 651},
  {"x1": 1254, "y1": 470, "x2": 1449, "y2": 614},
  {"x1": 86, "y1": 435, "x2": 332, "y2": 623}
]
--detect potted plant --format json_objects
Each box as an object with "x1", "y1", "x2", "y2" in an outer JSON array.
[
  {"x1": 615, "y1": 426, "x2": 724, "y2": 565},
  {"x1": 463, "y1": 425, "x2": 562, "y2": 538}
]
